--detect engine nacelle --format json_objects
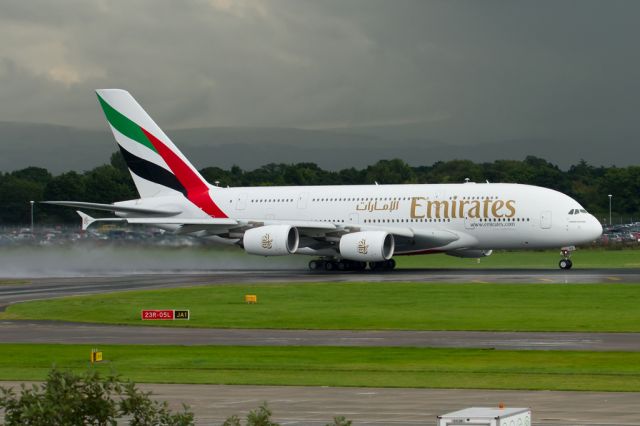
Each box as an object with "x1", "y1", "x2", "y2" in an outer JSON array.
[
  {"x1": 446, "y1": 249, "x2": 493, "y2": 258},
  {"x1": 339, "y1": 231, "x2": 395, "y2": 262},
  {"x1": 243, "y1": 225, "x2": 299, "y2": 256}
]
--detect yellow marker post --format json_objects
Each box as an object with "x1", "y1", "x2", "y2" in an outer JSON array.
[
  {"x1": 245, "y1": 294, "x2": 257, "y2": 304},
  {"x1": 90, "y1": 348, "x2": 103, "y2": 364}
]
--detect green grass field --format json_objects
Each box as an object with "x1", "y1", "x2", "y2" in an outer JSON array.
[
  {"x1": 396, "y1": 248, "x2": 640, "y2": 269},
  {"x1": 0, "y1": 279, "x2": 30, "y2": 286},
  {"x1": 3, "y1": 282, "x2": 640, "y2": 332},
  {"x1": 1, "y1": 344, "x2": 639, "y2": 391}
]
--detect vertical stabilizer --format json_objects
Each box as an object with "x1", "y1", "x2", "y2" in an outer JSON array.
[{"x1": 96, "y1": 89, "x2": 227, "y2": 218}]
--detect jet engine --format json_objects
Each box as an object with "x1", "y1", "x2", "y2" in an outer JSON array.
[
  {"x1": 243, "y1": 225, "x2": 299, "y2": 256},
  {"x1": 339, "y1": 231, "x2": 394, "y2": 262},
  {"x1": 446, "y1": 249, "x2": 493, "y2": 258}
]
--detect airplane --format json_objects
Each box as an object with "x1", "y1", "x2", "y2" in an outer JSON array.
[{"x1": 45, "y1": 89, "x2": 603, "y2": 271}]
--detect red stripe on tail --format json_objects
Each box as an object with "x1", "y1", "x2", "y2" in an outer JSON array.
[{"x1": 141, "y1": 128, "x2": 228, "y2": 218}]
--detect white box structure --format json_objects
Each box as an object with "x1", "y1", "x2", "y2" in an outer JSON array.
[{"x1": 437, "y1": 407, "x2": 531, "y2": 426}]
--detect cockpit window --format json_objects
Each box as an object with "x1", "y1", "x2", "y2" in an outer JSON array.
[{"x1": 569, "y1": 208, "x2": 588, "y2": 215}]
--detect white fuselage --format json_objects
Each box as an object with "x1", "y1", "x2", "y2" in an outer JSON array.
[{"x1": 125, "y1": 182, "x2": 603, "y2": 255}]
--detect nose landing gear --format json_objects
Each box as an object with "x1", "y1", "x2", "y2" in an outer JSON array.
[{"x1": 559, "y1": 246, "x2": 575, "y2": 270}]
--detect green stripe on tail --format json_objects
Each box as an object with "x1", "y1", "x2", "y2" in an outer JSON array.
[{"x1": 97, "y1": 94, "x2": 157, "y2": 153}]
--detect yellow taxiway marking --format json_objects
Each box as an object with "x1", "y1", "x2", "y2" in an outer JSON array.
[
  {"x1": 606, "y1": 276, "x2": 622, "y2": 281},
  {"x1": 538, "y1": 278, "x2": 553, "y2": 282},
  {"x1": 471, "y1": 279, "x2": 489, "y2": 284}
]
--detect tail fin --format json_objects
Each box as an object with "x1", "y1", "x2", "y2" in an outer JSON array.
[{"x1": 96, "y1": 89, "x2": 227, "y2": 218}]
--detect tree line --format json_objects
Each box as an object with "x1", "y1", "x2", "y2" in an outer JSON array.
[{"x1": 1, "y1": 152, "x2": 638, "y2": 225}]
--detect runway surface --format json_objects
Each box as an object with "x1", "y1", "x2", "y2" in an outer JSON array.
[
  {"x1": 2, "y1": 268, "x2": 640, "y2": 309},
  {"x1": 3, "y1": 320, "x2": 640, "y2": 351},
  {"x1": 2, "y1": 382, "x2": 638, "y2": 425},
  {"x1": 1, "y1": 269, "x2": 640, "y2": 351}
]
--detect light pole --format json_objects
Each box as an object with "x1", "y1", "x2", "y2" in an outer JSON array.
[
  {"x1": 30, "y1": 200, "x2": 34, "y2": 232},
  {"x1": 608, "y1": 194, "x2": 612, "y2": 226}
]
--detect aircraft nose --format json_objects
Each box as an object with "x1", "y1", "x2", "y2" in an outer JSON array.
[{"x1": 588, "y1": 215, "x2": 603, "y2": 240}]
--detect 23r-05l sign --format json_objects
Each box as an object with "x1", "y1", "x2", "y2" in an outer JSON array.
[{"x1": 141, "y1": 310, "x2": 190, "y2": 320}]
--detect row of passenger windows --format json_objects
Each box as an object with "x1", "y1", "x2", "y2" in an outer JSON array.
[
  {"x1": 365, "y1": 218, "x2": 450, "y2": 223},
  {"x1": 247, "y1": 196, "x2": 507, "y2": 203},
  {"x1": 363, "y1": 217, "x2": 530, "y2": 224},
  {"x1": 250, "y1": 199, "x2": 294, "y2": 203},
  {"x1": 313, "y1": 197, "x2": 408, "y2": 202},
  {"x1": 311, "y1": 196, "x2": 503, "y2": 202}
]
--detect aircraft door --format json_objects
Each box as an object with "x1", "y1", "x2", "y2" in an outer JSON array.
[
  {"x1": 540, "y1": 210, "x2": 552, "y2": 229},
  {"x1": 235, "y1": 193, "x2": 247, "y2": 210},
  {"x1": 297, "y1": 193, "x2": 308, "y2": 209}
]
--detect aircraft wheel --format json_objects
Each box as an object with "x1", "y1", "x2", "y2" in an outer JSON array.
[
  {"x1": 559, "y1": 259, "x2": 572, "y2": 270},
  {"x1": 386, "y1": 258, "x2": 396, "y2": 270},
  {"x1": 368, "y1": 262, "x2": 379, "y2": 271},
  {"x1": 337, "y1": 260, "x2": 348, "y2": 271},
  {"x1": 308, "y1": 260, "x2": 321, "y2": 271},
  {"x1": 324, "y1": 260, "x2": 336, "y2": 271}
]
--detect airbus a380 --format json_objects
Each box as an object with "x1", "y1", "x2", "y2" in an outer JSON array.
[{"x1": 46, "y1": 89, "x2": 603, "y2": 271}]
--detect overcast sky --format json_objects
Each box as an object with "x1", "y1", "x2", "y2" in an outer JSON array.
[{"x1": 1, "y1": 0, "x2": 639, "y2": 155}]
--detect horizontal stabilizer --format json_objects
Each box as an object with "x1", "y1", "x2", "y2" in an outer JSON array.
[
  {"x1": 43, "y1": 201, "x2": 181, "y2": 216},
  {"x1": 76, "y1": 211, "x2": 126, "y2": 230}
]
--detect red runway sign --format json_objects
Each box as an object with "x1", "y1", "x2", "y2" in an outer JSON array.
[
  {"x1": 141, "y1": 310, "x2": 174, "y2": 320},
  {"x1": 141, "y1": 310, "x2": 190, "y2": 320}
]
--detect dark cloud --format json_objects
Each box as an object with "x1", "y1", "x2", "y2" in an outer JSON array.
[{"x1": 0, "y1": 0, "x2": 638, "y2": 168}]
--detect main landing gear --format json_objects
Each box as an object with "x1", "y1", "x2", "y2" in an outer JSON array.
[
  {"x1": 559, "y1": 246, "x2": 574, "y2": 270},
  {"x1": 308, "y1": 258, "x2": 396, "y2": 272}
]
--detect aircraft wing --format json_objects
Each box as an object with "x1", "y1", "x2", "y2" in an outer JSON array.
[
  {"x1": 44, "y1": 201, "x2": 181, "y2": 216},
  {"x1": 75, "y1": 210, "x2": 459, "y2": 249}
]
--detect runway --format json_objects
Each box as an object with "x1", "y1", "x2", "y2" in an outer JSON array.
[
  {"x1": 1, "y1": 269, "x2": 639, "y2": 351},
  {"x1": 2, "y1": 320, "x2": 640, "y2": 351},
  {"x1": 2, "y1": 268, "x2": 640, "y2": 309}
]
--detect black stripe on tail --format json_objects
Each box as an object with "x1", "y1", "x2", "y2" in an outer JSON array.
[{"x1": 118, "y1": 145, "x2": 187, "y2": 197}]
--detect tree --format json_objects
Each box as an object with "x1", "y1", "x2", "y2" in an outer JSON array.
[
  {"x1": 10, "y1": 167, "x2": 52, "y2": 186},
  {"x1": 110, "y1": 150, "x2": 129, "y2": 174},
  {"x1": 364, "y1": 159, "x2": 415, "y2": 184},
  {"x1": 84, "y1": 165, "x2": 137, "y2": 203},
  {"x1": 42, "y1": 171, "x2": 87, "y2": 223},
  {"x1": 0, "y1": 368, "x2": 193, "y2": 425},
  {"x1": 246, "y1": 403, "x2": 279, "y2": 426},
  {"x1": 0, "y1": 175, "x2": 44, "y2": 224}
]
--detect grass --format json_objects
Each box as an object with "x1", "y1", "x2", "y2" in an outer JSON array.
[
  {"x1": 0, "y1": 344, "x2": 638, "y2": 392},
  {"x1": 3, "y1": 282, "x2": 640, "y2": 332},
  {"x1": 0, "y1": 279, "x2": 30, "y2": 286},
  {"x1": 396, "y1": 248, "x2": 640, "y2": 269}
]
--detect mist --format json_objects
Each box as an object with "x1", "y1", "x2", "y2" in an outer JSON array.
[{"x1": 0, "y1": 245, "x2": 308, "y2": 278}]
